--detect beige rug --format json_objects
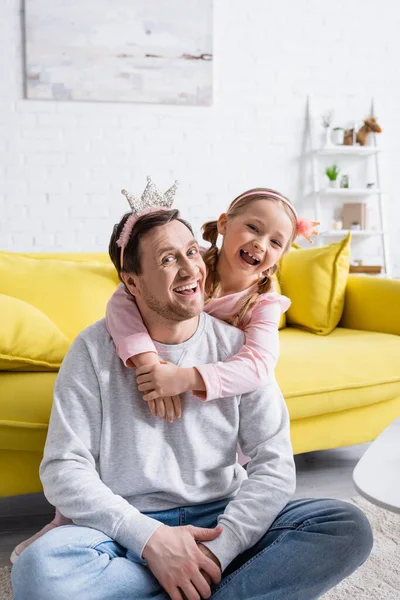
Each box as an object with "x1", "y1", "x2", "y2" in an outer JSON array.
[
  {"x1": 321, "y1": 496, "x2": 400, "y2": 599},
  {"x1": 1, "y1": 496, "x2": 399, "y2": 599}
]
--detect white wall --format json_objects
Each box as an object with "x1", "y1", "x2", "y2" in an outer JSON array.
[{"x1": 1, "y1": 0, "x2": 400, "y2": 276}]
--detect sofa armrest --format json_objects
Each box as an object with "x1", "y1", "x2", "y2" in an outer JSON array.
[{"x1": 339, "y1": 274, "x2": 400, "y2": 335}]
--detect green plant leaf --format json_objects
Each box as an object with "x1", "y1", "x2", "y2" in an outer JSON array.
[{"x1": 325, "y1": 163, "x2": 340, "y2": 180}]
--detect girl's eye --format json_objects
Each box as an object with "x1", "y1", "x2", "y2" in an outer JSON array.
[
  {"x1": 247, "y1": 224, "x2": 258, "y2": 232},
  {"x1": 272, "y1": 240, "x2": 282, "y2": 248}
]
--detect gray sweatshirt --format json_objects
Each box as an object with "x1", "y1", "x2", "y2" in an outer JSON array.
[{"x1": 40, "y1": 313, "x2": 295, "y2": 571}]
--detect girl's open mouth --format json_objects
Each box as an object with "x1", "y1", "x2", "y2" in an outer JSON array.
[{"x1": 240, "y1": 249, "x2": 260, "y2": 266}]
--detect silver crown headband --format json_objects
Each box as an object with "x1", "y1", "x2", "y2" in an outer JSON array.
[{"x1": 117, "y1": 176, "x2": 179, "y2": 269}]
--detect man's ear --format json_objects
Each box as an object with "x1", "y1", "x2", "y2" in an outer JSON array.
[
  {"x1": 217, "y1": 213, "x2": 228, "y2": 236},
  {"x1": 120, "y1": 272, "x2": 141, "y2": 297}
]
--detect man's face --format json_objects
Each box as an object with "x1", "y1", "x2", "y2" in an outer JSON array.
[{"x1": 130, "y1": 220, "x2": 206, "y2": 322}]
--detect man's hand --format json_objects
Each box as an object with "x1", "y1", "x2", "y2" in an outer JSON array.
[
  {"x1": 147, "y1": 395, "x2": 182, "y2": 423},
  {"x1": 128, "y1": 355, "x2": 182, "y2": 422},
  {"x1": 142, "y1": 524, "x2": 222, "y2": 600}
]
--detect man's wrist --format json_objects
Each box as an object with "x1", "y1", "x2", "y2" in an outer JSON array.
[{"x1": 142, "y1": 524, "x2": 167, "y2": 560}]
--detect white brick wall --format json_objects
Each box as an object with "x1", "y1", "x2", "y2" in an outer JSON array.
[{"x1": 1, "y1": 0, "x2": 400, "y2": 276}]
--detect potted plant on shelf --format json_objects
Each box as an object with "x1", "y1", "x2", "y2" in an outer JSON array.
[
  {"x1": 332, "y1": 127, "x2": 344, "y2": 145},
  {"x1": 325, "y1": 164, "x2": 340, "y2": 188}
]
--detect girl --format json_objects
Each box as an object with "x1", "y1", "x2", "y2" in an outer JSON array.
[
  {"x1": 106, "y1": 187, "x2": 318, "y2": 420},
  {"x1": 11, "y1": 187, "x2": 318, "y2": 563}
]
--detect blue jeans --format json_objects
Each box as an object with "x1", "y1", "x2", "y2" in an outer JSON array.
[{"x1": 11, "y1": 497, "x2": 373, "y2": 600}]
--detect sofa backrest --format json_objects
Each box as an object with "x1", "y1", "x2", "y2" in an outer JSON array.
[{"x1": 0, "y1": 251, "x2": 119, "y2": 341}]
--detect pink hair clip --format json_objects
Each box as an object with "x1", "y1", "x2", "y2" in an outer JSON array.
[{"x1": 296, "y1": 218, "x2": 320, "y2": 244}]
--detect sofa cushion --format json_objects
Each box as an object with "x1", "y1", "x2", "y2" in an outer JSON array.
[
  {"x1": 0, "y1": 294, "x2": 70, "y2": 371},
  {"x1": 277, "y1": 234, "x2": 351, "y2": 334},
  {"x1": 0, "y1": 252, "x2": 119, "y2": 342},
  {"x1": 277, "y1": 327, "x2": 400, "y2": 420}
]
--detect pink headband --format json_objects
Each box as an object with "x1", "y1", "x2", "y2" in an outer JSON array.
[
  {"x1": 230, "y1": 188, "x2": 319, "y2": 243},
  {"x1": 117, "y1": 207, "x2": 169, "y2": 270}
]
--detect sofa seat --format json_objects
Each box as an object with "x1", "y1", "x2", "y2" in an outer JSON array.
[
  {"x1": 0, "y1": 372, "x2": 54, "y2": 452},
  {"x1": 278, "y1": 327, "x2": 400, "y2": 453},
  {"x1": 0, "y1": 371, "x2": 56, "y2": 496},
  {"x1": 278, "y1": 327, "x2": 400, "y2": 418}
]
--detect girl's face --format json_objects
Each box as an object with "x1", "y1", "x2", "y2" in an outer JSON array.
[{"x1": 217, "y1": 199, "x2": 294, "y2": 283}]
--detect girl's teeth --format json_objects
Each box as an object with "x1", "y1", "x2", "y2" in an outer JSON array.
[{"x1": 242, "y1": 250, "x2": 260, "y2": 264}]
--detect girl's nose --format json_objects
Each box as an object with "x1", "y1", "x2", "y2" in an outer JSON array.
[{"x1": 253, "y1": 240, "x2": 265, "y2": 253}]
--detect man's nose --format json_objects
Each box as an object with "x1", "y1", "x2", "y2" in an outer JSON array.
[{"x1": 178, "y1": 257, "x2": 199, "y2": 277}]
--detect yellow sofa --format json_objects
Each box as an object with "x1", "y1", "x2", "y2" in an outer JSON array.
[{"x1": 1, "y1": 249, "x2": 400, "y2": 497}]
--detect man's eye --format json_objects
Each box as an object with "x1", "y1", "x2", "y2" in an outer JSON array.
[
  {"x1": 247, "y1": 224, "x2": 258, "y2": 232},
  {"x1": 188, "y1": 247, "x2": 198, "y2": 256},
  {"x1": 162, "y1": 255, "x2": 174, "y2": 264}
]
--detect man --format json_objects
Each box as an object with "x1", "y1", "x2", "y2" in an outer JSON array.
[{"x1": 12, "y1": 208, "x2": 372, "y2": 600}]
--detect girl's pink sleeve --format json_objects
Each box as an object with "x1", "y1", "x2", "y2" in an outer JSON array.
[
  {"x1": 105, "y1": 284, "x2": 157, "y2": 366},
  {"x1": 195, "y1": 293, "x2": 291, "y2": 401}
]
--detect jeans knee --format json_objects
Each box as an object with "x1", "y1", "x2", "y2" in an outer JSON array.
[
  {"x1": 11, "y1": 537, "x2": 64, "y2": 600},
  {"x1": 336, "y1": 501, "x2": 373, "y2": 565},
  {"x1": 12, "y1": 545, "x2": 44, "y2": 599}
]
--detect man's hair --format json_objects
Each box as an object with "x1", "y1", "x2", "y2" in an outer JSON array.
[{"x1": 109, "y1": 209, "x2": 194, "y2": 280}]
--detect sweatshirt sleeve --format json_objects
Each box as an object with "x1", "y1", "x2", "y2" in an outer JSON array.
[
  {"x1": 39, "y1": 334, "x2": 163, "y2": 558},
  {"x1": 195, "y1": 293, "x2": 291, "y2": 400},
  {"x1": 202, "y1": 380, "x2": 296, "y2": 571},
  {"x1": 105, "y1": 283, "x2": 157, "y2": 366}
]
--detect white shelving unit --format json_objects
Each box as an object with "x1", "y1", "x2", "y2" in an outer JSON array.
[
  {"x1": 317, "y1": 147, "x2": 381, "y2": 157},
  {"x1": 308, "y1": 98, "x2": 391, "y2": 276},
  {"x1": 319, "y1": 188, "x2": 382, "y2": 197},
  {"x1": 322, "y1": 230, "x2": 385, "y2": 238}
]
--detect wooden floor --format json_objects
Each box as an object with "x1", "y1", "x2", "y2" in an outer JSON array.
[{"x1": 0, "y1": 443, "x2": 368, "y2": 568}]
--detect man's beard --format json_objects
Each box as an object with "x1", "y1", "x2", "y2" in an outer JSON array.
[{"x1": 140, "y1": 281, "x2": 203, "y2": 322}]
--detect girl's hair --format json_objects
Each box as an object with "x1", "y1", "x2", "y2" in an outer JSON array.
[
  {"x1": 202, "y1": 188, "x2": 297, "y2": 327},
  {"x1": 109, "y1": 208, "x2": 193, "y2": 280}
]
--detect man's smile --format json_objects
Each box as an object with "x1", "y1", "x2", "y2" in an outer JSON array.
[{"x1": 173, "y1": 280, "x2": 201, "y2": 295}]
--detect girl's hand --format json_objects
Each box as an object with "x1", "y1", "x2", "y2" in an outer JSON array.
[
  {"x1": 147, "y1": 395, "x2": 182, "y2": 423},
  {"x1": 136, "y1": 362, "x2": 191, "y2": 400}
]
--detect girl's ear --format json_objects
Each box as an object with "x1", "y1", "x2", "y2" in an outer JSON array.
[
  {"x1": 217, "y1": 213, "x2": 228, "y2": 235},
  {"x1": 121, "y1": 272, "x2": 141, "y2": 297}
]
